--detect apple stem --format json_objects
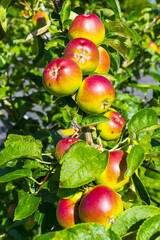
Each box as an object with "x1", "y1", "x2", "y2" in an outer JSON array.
[
  {"x1": 83, "y1": 127, "x2": 94, "y2": 146},
  {"x1": 84, "y1": 10, "x2": 90, "y2": 16}
]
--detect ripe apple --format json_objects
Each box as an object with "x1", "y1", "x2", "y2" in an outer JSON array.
[
  {"x1": 96, "y1": 110, "x2": 126, "y2": 140},
  {"x1": 42, "y1": 58, "x2": 82, "y2": 97},
  {"x1": 157, "y1": 46, "x2": 160, "y2": 54},
  {"x1": 76, "y1": 75, "x2": 115, "y2": 115},
  {"x1": 96, "y1": 150, "x2": 129, "y2": 190},
  {"x1": 55, "y1": 138, "x2": 81, "y2": 160},
  {"x1": 32, "y1": 11, "x2": 49, "y2": 28},
  {"x1": 147, "y1": 41, "x2": 157, "y2": 51},
  {"x1": 64, "y1": 38, "x2": 99, "y2": 75},
  {"x1": 56, "y1": 198, "x2": 81, "y2": 228},
  {"x1": 79, "y1": 185, "x2": 123, "y2": 227},
  {"x1": 68, "y1": 13, "x2": 105, "y2": 46},
  {"x1": 94, "y1": 46, "x2": 110, "y2": 73}
]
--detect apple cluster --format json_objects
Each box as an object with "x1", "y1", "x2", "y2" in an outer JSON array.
[{"x1": 41, "y1": 13, "x2": 129, "y2": 228}]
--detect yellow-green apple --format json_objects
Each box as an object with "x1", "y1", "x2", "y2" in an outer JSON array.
[
  {"x1": 32, "y1": 11, "x2": 49, "y2": 28},
  {"x1": 55, "y1": 138, "x2": 81, "y2": 160},
  {"x1": 76, "y1": 75, "x2": 115, "y2": 115},
  {"x1": 42, "y1": 58, "x2": 82, "y2": 97},
  {"x1": 79, "y1": 185, "x2": 123, "y2": 227},
  {"x1": 147, "y1": 41, "x2": 157, "y2": 51},
  {"x1": 96, "y1": 110, "x2": 126, "y2": 140},
  {"x1": 96, "y1": 150, "x2": 129, "y2": 190},
  {"x1": 56, "y1": 197, "x2": 81, "y2": 228},
  {"x1": 94, "y1": 46, "x2": 110, "y2": 73},
  {"x1": 68, "y1": 13, "x2": 105, "y2": 46},
  {"x1": 64, "y1": 38, "x2": 99, "y2": 75},
  {"x1": 157, "y1": 46, "x2": 160, "y2": 54}
]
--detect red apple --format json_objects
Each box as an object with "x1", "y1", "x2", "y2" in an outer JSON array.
[
  {"x1": 96, "y1": 150, "x2": 129, "y2": 190},
  {"x1": 33, "y1": 11, "x2": 49, "y2": 28},
  {"x1": 56, "y1": 198, "x2": 81, "y2": 228},
  {"x1": 76, "y1": 75, "x2": 115, "y2": 115},
  {"x1": 94, "y1": 47, "x2": 110, "y2": 73},
  {"x1": 55, "y1": 138, "x2": 81, "y2": 160},
  {"x1": 147, "y1": 41, "x2": 157, "y2": 51},
  {"x1": 64, "y1": 38, "x2": 99, "y2": 75},
  {"x1": 68, "y1": 13, "x2": 105, "y2": 46},
  {"x1": 157, "y1": 46, "x2": 160, "y2": 54},
  {"x1": 42, "y1": 58, "x2": 82, "y2": 97},
  {"x1": 79, "y1": 185, "x2": 123, "y2": 227},
  {"x1": 96, "y1": 110, "x2": 126, "y2": 140}
]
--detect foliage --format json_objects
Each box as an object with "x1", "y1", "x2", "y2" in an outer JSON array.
[{"x1": 0, "y1": 0, "x2": 160, "y2": 239}]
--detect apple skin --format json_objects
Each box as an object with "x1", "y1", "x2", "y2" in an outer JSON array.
[
  {"x1": 33, "y1": 11, "x2": 49, "y2": 28},
  {"x1": 147, "y1": 41, "x2": 157, "y2": 51},
  {"x1": 68, "y1": 13, "x2": 105, "y2": 46},
  {"x1": 96, "y1": 110, "x2": 126, "y2": 140},
  {"x1": 76, "y1": 75, "x2": 115, "y2": 115},
  {"x1": 42, "y1": 58, "x2": 82, "y2": 97},
  {"x1": 157, "y1": 46, "x2": 160, "y2": 54},
  {"x1": 64, "y1": 38, "x2": 99, "y2": 75},
  {"x1": 55, "y1": 138, "x2": 81, "y2": 160},
  {"x1": 96, "y1": 150, "x2": 129, "y2": 191},
  {"x1": 79, "y1": 185, "x2": 123, "y2": 227},
  {"x1": 94, "y1": 47, "x2": 110, "y2": 73},
  {"x1": 56, "y1": 199, "x2": 81, "y2": 228}
]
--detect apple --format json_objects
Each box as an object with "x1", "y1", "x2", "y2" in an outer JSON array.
[
  {"x1": 68, "y1": 13, "x2": 105, "y2": 46},
  {"x1": 64, "y1": 38, "x2": 99, "y2": 75},
  {"x1": 147, "y1": 41, "x2": 157, "y2": 51},
  {"x1": 157, "y1": 46, "x2": 160, "y2": 54},
  {"x1": 94, "y1": 46, "x2": 110, "y2": 73},
  {"x1": 55, "y1": 138, "x2": 81, "y2": 160},
  {"x1": 76, "y1": 75, "x2": 115, "y2": 115},
  {"x1": 32, "y1": 11, "x2": 49, "y2": 28},
  {"x1": 79, "y1": 185, "x2": 123, "y2": 227},
  {"x1": 42, "y1": 58, "x2": 82, "y2": 97},
  {"x1": 96, "y1": 110, "x2": 126, "y2": 140},
  {"x1": 96, "y1": 150, "x2": 129, "y2": 190},
  {"x1": 56, "y1": 198, "x2": 81, "y2": 228}
]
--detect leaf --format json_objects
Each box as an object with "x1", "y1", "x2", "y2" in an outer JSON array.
[
  {"x1": 14, "y1": 190, "x2": 41, "y2": 221},
  {"x1": 90, "y1": 72, "x2": 116, "y2": 82},
  {"x1": 0, "y1": 169, "x2": 32, "y2": 183},
  {"x1": 131, "y1": 172, "x2": 150, "y2": 205},
  {"x1": 0, "y1": 134, "x2": 42, "y2": 167},
  {"x1": 128, "y1": 109, "x2": 158, "y2": 134},
  {"x1": 111, "y1": 206, "x2": 160, "y2": 236},
  {"x1": 0, "y1": 0, "x2": 12, "y2": 39},
  {"x1": 60, "y1": 141, "x2": 109, "y2": 188},
  {"x1": 136, "y1": 214, "x2": 160, "y2": 240},
  {"x1": 33, "y1": 223, "x2": 122, "y2": 240},
  {"x1": 149, "y1": 71, "x2": 160, "y2": 83},
  {"x1": 60, "y1": 0, "x2": 71, "y2": 24},
  {"x1": 81, "y1": 115, "x2": 109, "y2": 127},
  {"x1": 128, "y1": 83, "x2": 160, "y2": 92},
  {"x1": 105, "y1": 21, "x2": 140, "y2": 42},
  {"x1": 0, "y1": 86, "x2": 9, "y2": 99},
  {"x1": 45, "y1": 36, "x2": 68, "y2": 50},
  {"x1": 26, "y1": 22, "x2": 50, "y2": 41},
  {"x1": 144, "y1": 163, "x2": 160, "y2": 180},
  {"x1": 124, "y1": 145, "x2": 145, "y2": 177},
  {"x1": 107, "y1": 0, "x2": 121, "y2": 19},
  {"x1": 103, "y1": 36, "x2": 130, "y2": 60},
  {"x1": 145, "y1": 146, "x2": 160, "y2": 160}
]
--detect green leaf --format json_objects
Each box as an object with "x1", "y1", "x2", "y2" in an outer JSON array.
[
  {"x1": 111, "y1": 206, "x2": 160, "y2": 236},
  {"x1": 128, "y1": 109, "x2": 158, "y2": 134},
  {"x1": 107, "y1": 0, "x2": 121, "y2": 19},
  {"x1": 0, "y1": 169, "x2": 32, "y2": 183},
  {"x1": 0, "y1": 86, "x2": 9, "y2": 99},
  {"x1": 34, "y1": 223, "x2": 122, "y2": 240},
  {"x1": 14, "y1": 190, "x2": 41, "y2": 221},
  {"x1": 144, "y1": 163, "x2": 160, "y2": 180},
  {"x1": 0, "y1": 0, "x2": 12, "y2": 39},
  {"x1": 90, "y1": 72, "x2": 117, "y2": 82},
  {"x1": 94, "y1": 8, "x2": 115, "y2": 20},
  {"x1": 128, "y1": 83, "x2": 160, "y2": 92},
  {"x1": 131, "y1": 172, "x2": 150, "y2": 205},
  {"x1": 60, "y1": 141, "x2": 109, "y2": 188},
  {"x1": 137, "y1": 214, "x2": 160, "y2": 240},
  {"x1": 145, "y1": 146, "x2": 160, "y2": 160},
  {"x1": 45, "y1": 36, "x2": 68, "y2": 50},
  {"x1": 81, "y1": 115, "x2": 109, "y2": 127},
  {"x1": 103, "y1": 36, "x2": 130, "y2": 60},
  {"x1": 149, "y1": 71, "x2": 160, "y2": 83},
  {"x1": 124, "y1": 145, "x2": 145, "y2": 177},
  {"x1": 60, "y1": 0, "x2": 71, "y2": 24},
  {"x1": 0, "y1": 134, "x2": 42, "y2": 167},
  {"x1": 105, "y1": 21, "x2": 140, "y2": 42}
]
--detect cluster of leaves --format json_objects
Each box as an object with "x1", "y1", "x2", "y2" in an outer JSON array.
[{"x1": 0, "y1": 0, "x2": 160, "y2": 239}]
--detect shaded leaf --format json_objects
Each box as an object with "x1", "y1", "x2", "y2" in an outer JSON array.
[
  {"x1": 26, "y1": 22, "x2": 50, "y2": 41},
  {"x1": 60, "y1": 141, "x2": 109, "y2": 188},
  {"x1": 60, "y1": 0, "x2": 71, "y2": 23},
  {"x1": 14, "y1": 190, "x2": 41, "y2": 221},
  {"x1": 107, "y1": 0, "x2": 121, "y2": 19},
  {"x1": 81, "y1": 115, "x2": 109, "y2": 127},
  {"x1": 45, "y1": 36, "x2": 68, "y2": 50},
  {"x1": 111, "y1": 206, "x2": 160, "y2": 236},
  {"x1": 0, "y1": 169, "x2": 32, "y2": 183}
]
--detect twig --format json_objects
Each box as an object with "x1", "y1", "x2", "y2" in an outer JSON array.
[
  {"x1": 150, "y1": 197, "x2": 160, "y2": 206},
  {"x1": 35, "y1": 158, "x2": 53, "y2": 164},
  {"x1": 141, "y1": 164, "x2": 160, "y2": 175},
  {"x1": 109, "y1": 137, "x2": 129, "y2": 152}
]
